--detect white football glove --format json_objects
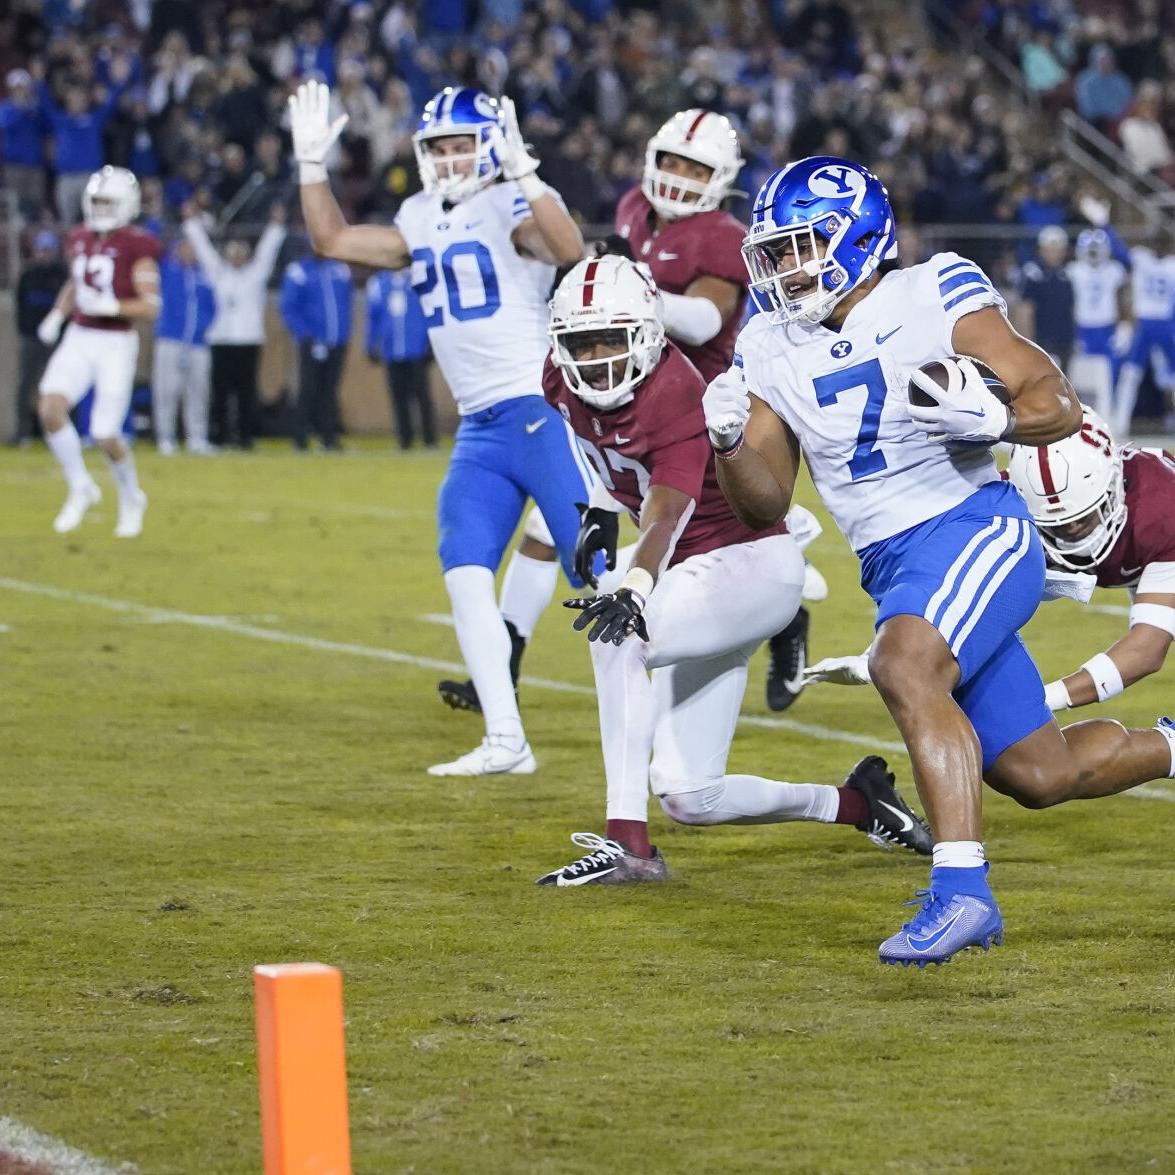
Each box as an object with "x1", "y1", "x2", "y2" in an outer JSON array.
[
  {"x1": 37, "y1": 308, "x2": 65, "y2": 345},
  {"x1": 802, "y1": 651, "x2": 872, "y2": 687},
  {"x1": 1078, "y1": 194, "x2": 1111, "y2": 228},
  {"x1": 703, "y1": 366, "x2": 751, "y2": 450},
  {"x1": 908, "y1": 356, "x2": 1012, "y2": 445},
  {"x1": 1040, "y1": 568, "x2": 1097, "y2": 604},
  {"x1": 74, "y1": 283, "x2": 120, "y2": 317},
  {"x1": 495, "y1": 95, "x2": 541, "y2": 194},
  {"x1": 288, "y1": 80, "x2": 348, "y2": 184}
]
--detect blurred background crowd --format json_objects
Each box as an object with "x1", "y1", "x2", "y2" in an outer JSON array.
[{"x1": 1, "y1": 0, "x2": 1173, "y2": 446}]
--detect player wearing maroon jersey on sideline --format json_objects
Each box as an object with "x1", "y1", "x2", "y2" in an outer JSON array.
[
  {"x1": 534, "y1": 255, "x2": 931, "y2": 886},
  {"x1": 1007, "y1": 407, "x2": 1175, "y2": 709},
  {"x1": 37, "y1": 166, "x2": 160, "y2": 537}
]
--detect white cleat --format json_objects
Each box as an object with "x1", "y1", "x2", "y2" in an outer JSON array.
[
  {"x1": 157, "y1": 439, "x2": 176, "y2": 456},
  {"x1": 53, "y1": 481, "x2": 101, "y2": 533},
  {"x1": 115, "y1": 490, "x2": 148, "y2": 538},
  {"x1": 427, "y1": 735, "x2": 537, "y2": 777}
]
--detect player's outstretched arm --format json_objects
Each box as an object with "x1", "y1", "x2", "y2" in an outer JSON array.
[
  {"x1": 706, "y1": 369, "x2": 799, "y2": 530},
  {"x1": 1045, "y1": 591, "x2": 1175, "y2": 710},
  {"x1": 952, "y1": 306, "x2": 1082, "y2": 445},
  {"x1": 289, "y1": 81, "x2": 410, "y2": 270},
  {"x1": 36, "y1": 279, "x2": 74, "y2": 345}
]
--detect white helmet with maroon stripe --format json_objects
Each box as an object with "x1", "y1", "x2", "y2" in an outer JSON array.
[
  {"x1": 548, "y1": 255, "x2": 665, "y2": 411},
  {"x1": 1006, "y1": 406, "x2": 1127, "y2": 571},
  {"x1": 82, "y1": 165, "x2": 141, "y2": 232},
  {"x1": 642, "y1": 109, "x2": 743, "y2": 221}
]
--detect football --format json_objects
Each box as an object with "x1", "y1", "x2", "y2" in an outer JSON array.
[{"x1": 909, "y1": 356, "x2": 1010, "y2": 407}]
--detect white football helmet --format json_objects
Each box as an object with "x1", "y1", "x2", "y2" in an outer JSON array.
[
  {"x1": 642, "y1": 109, "x2": 743, "y2": 221},
  {"x1": 1006, "y1": 406, "x2": 1127, "y2": 571},
  {"x1": 548, "y1": 255, "x2": 666, "y2": 411},
  {"x1": 82, "y1": 166, "x2": 141, "y2": 232}
]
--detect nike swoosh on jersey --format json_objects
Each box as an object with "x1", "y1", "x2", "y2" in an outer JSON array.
[
  {"x1": 614, "y1": 435, "x2": 631, "y2": 445},
  {"x1": 1120, "y1": 565, "x2": 1142, "y2": 577},
  {"x1": 906, "y1": 906, "x2": 966, "y2": 952},
  {"x1": 878, "y1": 800, "x2": 914, "y2": 832},
  {"x1": 525, "y1": 419, "x2": 547, "y2": 434},
  {"x1": 657, "y1": 251, "x2": 679, "y2": 261},
  {"x1": 875, "y1": 326, "x2": 902, "y2": 344}
]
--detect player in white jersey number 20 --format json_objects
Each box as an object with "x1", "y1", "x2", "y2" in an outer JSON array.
[
  {"x1": 707, "y1": 155, "x2": 1175, "y2": 966},
  {"x1": 289, "y1": 80, "x2": 589, "y2": 777}
]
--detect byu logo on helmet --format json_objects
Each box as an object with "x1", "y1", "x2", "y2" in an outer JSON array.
[
  {"x1": 412, "y1": 87, "x2": 503, "y2": 203},
  {"x1": 742, "y1": 155, "x2": 897, "y2": 326}
]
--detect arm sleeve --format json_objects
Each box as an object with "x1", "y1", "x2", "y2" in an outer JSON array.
[
  {"x1": 181, "y1": 218, "x2": 225, "y2": 280},
  {"x1": 1103, "y1": 225, "x2": 1133, "y2": 269},
  {"x1": 249, "y1": 224, "x2": 287, "y2": 281},
  {"x1": 279, "y1": 266, "x2": 307, "y2": 339},
  {"x1": 365, "y1": 277, "x2": 382, "y2": 353}
]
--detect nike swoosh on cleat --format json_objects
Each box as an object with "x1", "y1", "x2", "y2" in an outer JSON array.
[
  {"x1": 875, "y1": 326, "x2": 902, "y2": 344},
  {"x1": 906, "y1": 907, "x2": 965, "y2": 953},
  {"x1": 556, "y1": 866, "x2": 617, "y2": 886},
  {"x1": 525, "y1": 419, "x2": 547, "y2": 434},
  {"x1": 878, "y1": 800, "x2": 914, "y2": 832}
]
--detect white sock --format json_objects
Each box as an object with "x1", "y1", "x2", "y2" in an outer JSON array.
[
  {"x1": 1156, "y1": 721, "x2": 1175, "y2": 778},
  {"x1": 659, "y1": 777, "x2": 839, "y2": 825},
  {"x1": 499, "y1": 551, "x2": 558, "y2": 640},
  {"x1": 46, "y1": 423, "x2": 92, "y2": 492},
  {"x1": 932, "y1": 840, "x2": 985, "y2": 869},
  {"x1": 105, "y1": 449, "x2": 141, "y2": 503},
  {"x1": 592, "y1": 637, "x2": 655, "y2": 823},
  {"x1": 1114, "y1": 363, "x2": 1143, "y2": 435},
  {"x1": 443, "y1": 565, "x2": 524, "y2": 745}
]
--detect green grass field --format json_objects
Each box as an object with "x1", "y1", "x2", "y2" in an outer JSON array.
[{"x1": 3, "y1": 440, "x2": 1173, "y2": 1174}]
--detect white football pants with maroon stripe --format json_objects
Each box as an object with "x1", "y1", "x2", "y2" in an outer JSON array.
[{"x1": 590, "y1": 532, "x2": 824, "y2": 826}]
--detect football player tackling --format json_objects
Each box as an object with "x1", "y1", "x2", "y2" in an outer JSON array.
[
  {"x1": 289, "y1": 80, "x2": 591, "y2": 776},
  {"x1": 706, "y1": 157, "x2": 1175, "y2": 965},
  {"x1": 536, "y1": 255, "x2": 930, "y2": 885}
]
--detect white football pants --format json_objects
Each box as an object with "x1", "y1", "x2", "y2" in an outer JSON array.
[{"x1": 590, "y1": 532, "x2": 806, "y2": 824}]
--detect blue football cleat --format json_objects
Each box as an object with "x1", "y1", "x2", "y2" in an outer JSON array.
[{"x1": 879, "y1": 888, "x2": 1003, "y2": 967}]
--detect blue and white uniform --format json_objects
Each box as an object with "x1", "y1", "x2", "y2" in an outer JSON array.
[
  {"x1": 739, "y1": 250, "x2": 1050, "y2": 768},
  {"x1": 1067, "y1": 255, "x2": 1126, "y2": 362},
  {"x1": 1115, "y1": 247, "x2": 1175, "y2": 435},
  {"x1": 394, "y1": 180, "x2": 593, "y2": 582}
]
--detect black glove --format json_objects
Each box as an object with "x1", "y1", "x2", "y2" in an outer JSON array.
[
  {"x1": 590, "y1": 233, "x2": 634, "y2": 261},
  {"x1": 564, "y1": 588, "x2": 649, "y2": 645},
  {"x1": 573, "y1": 503, "x2": 619, "y2": 588}
]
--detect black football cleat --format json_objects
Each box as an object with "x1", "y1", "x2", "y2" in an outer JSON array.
[
  {"x1": 765, "y1": 606, "x2": 809, "y2": 712},
  {"x1": 438, "y1": 621, "x2": 527, "y2": 714},
  {"x1": 844, "y1": 755, "x2": 933, "y2": 856}
]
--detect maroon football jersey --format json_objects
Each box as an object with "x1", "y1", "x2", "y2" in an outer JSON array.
[
  {"x1": 614, "y1": 186, "x2": 747, "y2": 383},
  {"x1": 1096, "y1": 447, "x2": 1175, "y2": 588},
  {"x1": 68, "y1": 225, "x2": 161, "y2": 331},
  {"x1": 542, "y1": 341, "x2": 787, "y2": 567}
]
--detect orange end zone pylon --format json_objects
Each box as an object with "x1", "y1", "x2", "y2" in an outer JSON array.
[{"x1": 253, "y1": 963, "x2": 352, "y2": 1175}]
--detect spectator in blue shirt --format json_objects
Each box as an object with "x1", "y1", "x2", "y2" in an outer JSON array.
[
  {"x1": 152, "y1": 236, "x2": 218, "y2": 455},
  {"x1": 1, "y1": 70, "x2": 47, "y2": 218},
  {"x1": 1016, "y1": 225, "x2": 1076, "y2": 370},
  {"x1": 280, "y1": 255, "x2": 353, "y2": 451},
  {"x1": 41, "y1": 54, "x2": 132, "y2": 222},
  {"x1": 1075, "y1": 44, "x2": 1134, "y2": 131},
  {"x1": 366, "y1": 269, "x2": 434, "y2": 450}
]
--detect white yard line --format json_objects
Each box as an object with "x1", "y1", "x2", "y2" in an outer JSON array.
[
  {"x1": 0, "y1": 1117, "x2": 136, "y2": 1175},
  {"x1": 2, "y1": 576, "x2": 1171, "y2": 799}
]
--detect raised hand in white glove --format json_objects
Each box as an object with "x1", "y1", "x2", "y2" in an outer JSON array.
[
  {"x1": 74, "y1": 283, "x2": 120, "y2": 317},
  {"x1": 288, "y1": 80, "x2": 348, "y2": 184},
  {"x1": 37, "y1": 308, "x2": 65, "y2": 346},
  {"x1": 802, "y1": 652, "x2": 872, "y2": 686},
  {"x1": 703, "y1": 365, "x2": 751, "y2": 451},
  {"x1": 495, "y1": 95, "x2": 541, "y2": 196},
  {"x1": 1078, "y1": 194, "x2": 1111, "y2": 227},
  {"x1": 908, "y1": 356, "x2": 1012, "y2": 445}
]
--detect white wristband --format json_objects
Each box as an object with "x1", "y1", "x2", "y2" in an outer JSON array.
[
  {"x1": 515, "y1": 173, "x2": 545, "y2": 202},
  {"x1": 1043, "y1": 678, "x2": 1072, "y2": 712},
  {"x1": 1080, "y1": 652, "x2": 1124, "y2": 702},
  {"x1": 1129, "y1": 602, "x2": 1175, "y2": 638},
  {"x1": 299, "y1": 161, "x2": 328, "y2": 185},
  {"x1": 620, "y1": 566, "x2": 654, "y2": 605}
]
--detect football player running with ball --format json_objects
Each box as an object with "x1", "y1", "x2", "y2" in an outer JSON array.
[
  {"x1": 535, "y1": 255, "x2": 931, "y2": 886},
  {"x1": 37, "y1": 166, "x2": 159, "y2": 537},
  {"x1": 1007, "y1": 407, "x2": 1175, "y2": 709},
  {"x1": 289, "y1": 81, "x2": 591, "y2": 776},
  {"x1": 705, "y1": 156, "x2": 1175, "y2": 966}
]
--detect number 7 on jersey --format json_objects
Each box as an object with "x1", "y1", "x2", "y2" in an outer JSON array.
[{"x1": 813, "y1": 358, "x2": 889, "y2": 481}]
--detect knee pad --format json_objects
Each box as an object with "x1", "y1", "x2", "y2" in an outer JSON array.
[{"x1": 655, "y1": 779, "x2": 721, "y2": 825}]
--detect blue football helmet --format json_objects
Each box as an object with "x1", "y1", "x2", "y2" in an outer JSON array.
[
  {"x1": 743, "y1": 156, "x2": 898, "y2": 325},
  {"x1": 1076, "y1": 228, "x2": 1112, "y2": 264},
  {"x1": 412, "y1": 87, "x2": 503, "y2": 203}
]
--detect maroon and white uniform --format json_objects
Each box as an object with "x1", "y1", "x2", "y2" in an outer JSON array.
[
  {"x1": 1097, "y1": 448, "x2": 1175, "y2": 593},
  {"x1": 41, "y1": 225, "x2": 161, "y2": 437},
  {"x1": 615, "y1": 187, "x2": 747, "y2": 382},
  {"x1": 544, "y1": 339, "x2": 804, "y2": 825},
  {"x1": 543, "y1": 342, "x2": 786, "y2": 566}
]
